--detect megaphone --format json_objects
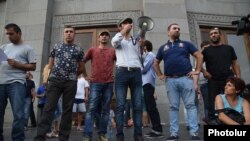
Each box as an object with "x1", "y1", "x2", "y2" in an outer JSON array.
[{"x1": 137, "y1": 16, "x2": 154, "y2": 38}]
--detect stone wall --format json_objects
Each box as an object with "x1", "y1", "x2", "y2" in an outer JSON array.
[{"x1": 2, "y1": 0, "x2": 52, "y2": 127}]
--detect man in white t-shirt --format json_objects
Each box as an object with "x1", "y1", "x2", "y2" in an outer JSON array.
[{"x1": 73, "y1": 74, "x2": 89, "y2": 131}]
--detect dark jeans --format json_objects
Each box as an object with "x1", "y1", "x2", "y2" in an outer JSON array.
[
  {"x1": 200, "y1": 83, "x2": 209, "y2": 120},
  {"x1": 94, "y1": 102, "x2": 102, "y2": 129},
  {"x1": 83, "y1": 82, "x2": 113, "y2": 137},
  {"x1": 0, "y1": 82, "x2": 26, "y2": 141},
  {"x1": 36, "y1": 107, "x2": 44, "y2": 124},
  {"x1": 30, "y1": 101, "x2": 37, "y2": 127},
  {"x1": 207, "y1": 79, "x2": 226, "y2": 119},
  {"x1": 124, "y1": 99, "x2": 132, "y2": 125},
  {"x1": 143, "y1": 83, "x2": 162, "y2": 133},
  {"x1": 115, "y1": 68, "x2": 143, "y2": 139},
  {"x1": 34, "y1": 79, "x2": 77, "y2": 141},
  {"x1": 24, "y1": 97, "x2": 32, "y2": 127}
]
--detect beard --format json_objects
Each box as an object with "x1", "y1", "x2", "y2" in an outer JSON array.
[
  {"x1": 210, "y1": 36, "x2": 220, "y2": 44},
  {"x1": 173, "y1": 33, "x2": 180, "y2": 39},
  {"x1": 100, "y1": 40, "x2": 108, "y2": 45}
]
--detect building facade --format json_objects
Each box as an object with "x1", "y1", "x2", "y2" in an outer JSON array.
[{"x1": 1, "y1": 0, "x2": 250, "y2": 126}]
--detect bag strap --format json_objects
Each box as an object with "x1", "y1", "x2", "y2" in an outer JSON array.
[{"x1": 216, "y1": 108, "x2": 226, "y2": 114}]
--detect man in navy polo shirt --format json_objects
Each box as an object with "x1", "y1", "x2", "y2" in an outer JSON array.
[{"x1": 154, "y1": 23, "x2": 203, "y2": 141}]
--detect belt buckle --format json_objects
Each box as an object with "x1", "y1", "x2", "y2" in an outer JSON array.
[{"x1": 173, "y1": 75, "x2": 178, "y2": 78}]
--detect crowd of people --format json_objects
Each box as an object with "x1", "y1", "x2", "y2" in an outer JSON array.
[{"x1": 0, "y1": 16, "x2": 250, "y2": 141}]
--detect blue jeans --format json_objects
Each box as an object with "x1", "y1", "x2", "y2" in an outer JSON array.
[
  {"x1": 83, "y1": 82, "x2": 113, "y2": 137},
  {"x1": 115, "y1": 68, "x2": 143, "y2": 139},
  {"x1": 94, "y1": 102, "x2": 102, "y2": 129},
  {"x1": 124, "y1": 99, "x2": 132, "y2": 125},
  {"x1": 24, "y1": 97, "x2": 32, "y2": 127},
  {"x1": 184, "y1": 94, "x2": 199, "y2": 126},
  {"x1": 0, "y1": 82, "x2": 26, "y2": 141},
  {"x1": 166, "y1": 77, "x2": 199, "y2": 136}
]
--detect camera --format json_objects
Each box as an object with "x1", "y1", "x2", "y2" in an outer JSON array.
[{"x1": 232, "y1": 14, "x2": 250, "y2": 35}]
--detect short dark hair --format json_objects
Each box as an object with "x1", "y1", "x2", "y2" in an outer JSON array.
[
  {"x1": 64, "y1": 25, "x2": 75, "y2": 30},
  {"x1": 226, "y1": 77, "x2": 246, "y2": 94},
  {"x1": 144, "y1": 40, "x2": 153, "y2": 51},
  {"x1": 200, "y1": 40, "x2": 210, "y2": 49},
  {"x1": 5, "y1": 23, "x2": 21, "y2": 33},
  {"x1": 210, "y1": 27, "x2": 221, "y2": 34},
  {"x1": 167, "y1": 23, "x2": 179, "y2": 31}
]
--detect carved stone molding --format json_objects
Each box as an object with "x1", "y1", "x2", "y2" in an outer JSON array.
[
  {"x1": 187, "y1": 12, "x2": 241, "y2": 46},
  {"x1": 50, "y1": 10, "x2": 142, "y2": 48}
]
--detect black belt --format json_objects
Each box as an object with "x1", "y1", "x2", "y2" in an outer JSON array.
[
  {"x1": 166, "y1": 74, "x2": 187, "y2": 78},
  {"x1": 116, "y1": 66, "x2": 141, "y2": 71}
]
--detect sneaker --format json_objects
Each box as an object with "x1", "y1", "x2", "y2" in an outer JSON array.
[
  {"x1": 99, "y1": 135, "x2": 108, "y2": 141},
  {"x1": 51, "y1": 131, "x2": 59, "y2": 138},
  {"x1": 191, "y1": 135, "x2": 200, "y2": 140},
  {"x1": 144, "y1": 132, "x2": 154, "y2": 137},
  {"x1": 145, "y1": 132, "x2": 164, "y2": 139},
  {"x1": 46, "y1": 132, "x2": 53, "y2": 138},
  {"x1": 46, "y1": 131, "x2": 59, "y2": 138},
  {"x1": 77, "y1": 127, "x2": 83, "y2": 131},
  {"x1": 83, "y1": 136, "x2": 91, "y2": 141},
  {"x1": 166, "y1": 135, "x2": 178, "y2": 141}
]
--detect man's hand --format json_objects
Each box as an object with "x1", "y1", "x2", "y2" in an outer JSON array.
[
  {"x1": 120, "y1": 24, "x2": 132, "y2": 35},
  {"x1": 187, "y1": 71, "x2": 199, "y2": 78},
  {"x1": 7, "y1": 58, "x2": 17, "y2": 67},
  {"x1": 203, "y1": 71, "x2": 212, "y2": 79},
  {"x1": 158, "y1": 75, "x2": 166, "y2": 81},
  {"x1": 196, "y1": 89, "x2": 201, "y2": 100},
  {"x1": 153, "y1": 92, "x2": 157, "y2": 100}
]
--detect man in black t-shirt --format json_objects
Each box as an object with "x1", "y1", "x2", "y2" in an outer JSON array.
[
  {"x1": 202, "y1": 27, "x2": 241, "y2": 120},
  {"x1": 24, "y1": 72, "x2": 36, "y2": 129}
]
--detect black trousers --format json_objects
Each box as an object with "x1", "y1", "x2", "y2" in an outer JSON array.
[
  {"x1": 29, "y1": 102, "x2": 37, "y2": 127},
  {"x1": 143, "y1": 83, "x2": 162, "y2": 132},
  {"x1": 34, "y1": 79, "x2": 77, "y2": 141},
  {"x1": 207, "y1": 79, "x2": 226, "y2": 119}
]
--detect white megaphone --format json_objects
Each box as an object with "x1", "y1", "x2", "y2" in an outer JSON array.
[{"x1": 137, "y1": 16, "x2": 154, "y2": 39}]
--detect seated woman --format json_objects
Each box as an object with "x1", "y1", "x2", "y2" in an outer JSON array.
[{"x1": 215, "y1": 77, "x2": 250, "y2": 125}]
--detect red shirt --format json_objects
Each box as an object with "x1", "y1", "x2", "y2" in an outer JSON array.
[{"x1": 84, "y1": 47, "x2": 116, "y2": 83}]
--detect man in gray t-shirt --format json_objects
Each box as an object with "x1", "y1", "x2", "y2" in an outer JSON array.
[{"x1": 0, "y1": 23, "x2": 36, "y2": 141}]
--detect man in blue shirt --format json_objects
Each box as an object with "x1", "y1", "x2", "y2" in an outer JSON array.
[
  {"x1": 142, "y1": 40, "x2": 164, "y2": 139},
  {"x1": 154, "y1": 23, "x2": 203, "y2": 141}
]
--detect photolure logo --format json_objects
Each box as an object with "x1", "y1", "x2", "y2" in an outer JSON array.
[{"x1": 204, "y1": 125, "x2": 250, "y2": 141}]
